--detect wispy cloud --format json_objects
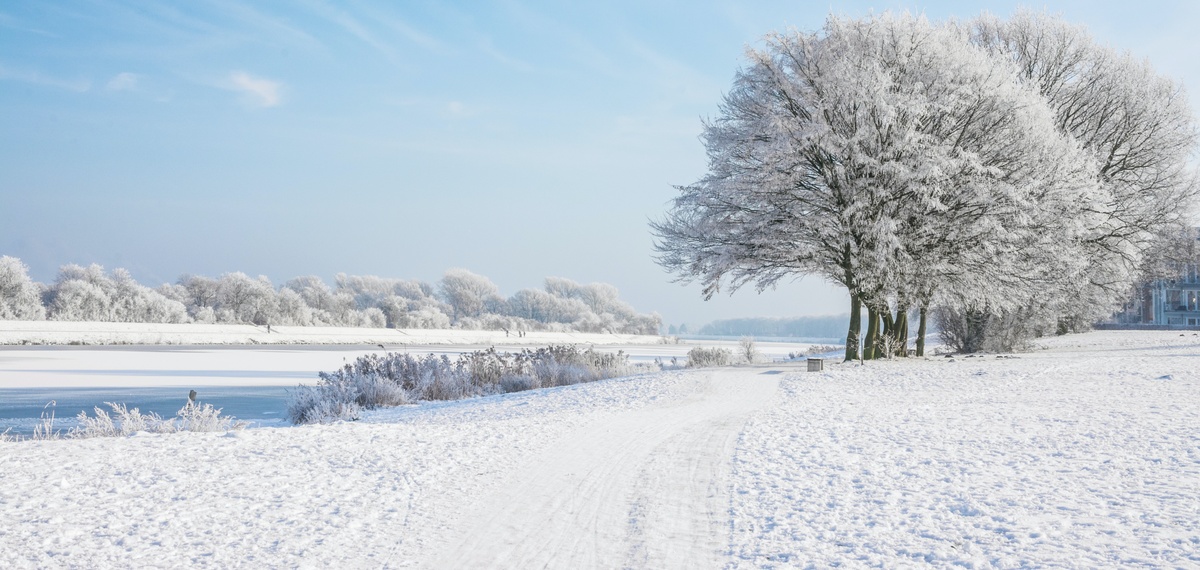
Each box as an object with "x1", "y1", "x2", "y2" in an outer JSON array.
[
  {"x1": 0, "y1": 10, "x2": 59, "y2": 38},
  {"x1": 478, "y1": 37, "x2": 535, "y2": 73},
  {"x1": 209, "y1": 0, "x2": 324, "y2": 52},
  {"x1": 353, "y1": 4, "x2": 444, "y2": 53},
  {"x1": 0, "y1": 62, "x2": 90, "y2": 92},
  {"x1": 225, "y1": 71, "x2": 282, "y2": 107},
  {"x1": 303, "y1": 0, "x2": 404, "y2": 66},
  {"x1": 105, "y1": 72, "x2": 139, "y2": 91}
]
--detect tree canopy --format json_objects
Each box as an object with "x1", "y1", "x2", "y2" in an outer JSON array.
[{"x1": 654, "y1": 11, "x2": 1198, "y2": 358}]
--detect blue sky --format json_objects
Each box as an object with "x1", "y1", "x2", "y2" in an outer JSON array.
[{"x1": 2, "y1": 1, "x2": 1197, "y2": 327}]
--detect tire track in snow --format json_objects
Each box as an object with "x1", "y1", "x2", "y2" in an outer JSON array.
[{"x1": 427, "y1": 367, "x2": 780, "y2": 569}]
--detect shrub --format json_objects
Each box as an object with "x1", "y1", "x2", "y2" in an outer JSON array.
[
  {"x1": 286, "y1": 387, "x2": 364, "y2": 425},
  {"x1": 69, "y1": 401, "x2": 247, "y2": 438},
  {"x1": 686, "y1": 346, "x2": 733, "y2": 368},
  {"x1": 287, "y1": 345, "x2": 640, "y2": 424},
  {"x1": 174, "y1": 402, "x2": 250, "y2": 432},
  {"x1": 739, "y1": 336, "x2": 760, "y2": 364},
  {"x1": 71, "y1": 403, "x2": 168, "y2": 437}
]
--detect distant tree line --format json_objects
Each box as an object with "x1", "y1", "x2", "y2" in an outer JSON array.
[
  {"x1": 0, "y1": 257, "x2": 661, "y2": 335},
  {"x1": 696, "y1": 316, "x2": 848, "y2": 339}
]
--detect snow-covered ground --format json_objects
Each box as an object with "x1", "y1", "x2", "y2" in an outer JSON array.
[
  {"x1": 0, "y1": 320, "x2": 664, "y2": 347},
  {"x1": 0, "y1": 338, "x2": 817, "y2": 389},
  {"x1": 2, "y1": 330, "x2": 1197, "y2": 568}
]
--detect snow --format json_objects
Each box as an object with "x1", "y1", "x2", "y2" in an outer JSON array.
[
  {"x1": 0, "y1": 323, "x2": 818, "y2": 389},
  {"x1": 0, "y1": 320, "x2": 665, "y2": 347},
  {"x1": 2, "y1": 330, "x2": 1198, "y2": 567},
  {"x1": 0, "y1": 345, "x2": 814, "y2": 390}
]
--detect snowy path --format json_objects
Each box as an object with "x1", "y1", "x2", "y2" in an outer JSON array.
[{"x1": 431, "y1": 368, "x2": 779, "y2": 569}]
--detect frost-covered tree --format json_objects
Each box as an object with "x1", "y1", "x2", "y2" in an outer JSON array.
[
  {"x1": 215, "y1": 272, "x2": 278, "y2": 325},
  {"x1": 47, "y1": 264, "x2": 115, "y2": 321},
  {"x1": 579, "y1": 283, "x2": 621, "y2": 315},
  {"x1": 653, "y1": 12, "x2": 1095, "y2": 360},
  {"x1": 0, "y1": 256, "x2": 46, "y2": 320},
  {"x1": 274, "y1": 287, "x2": 313, "y2": 326},
  {"x1": 966, "y1": 10, "x2": 1200, "y2": 339},
  {"x1": 15, "y1": 259, "x2": 657, "y2": 334},
  {"x1": 544, "y1": 276, "x2": 581, "y2": 300},
  {"x1": 282, "y1": 276, "x2": 335, "y2": 314},
  {"x1": 108, "y1": 268, "x2": 188, "y2": 323},
  {"x1": 50, "y1": 280, "x2": 112, "y2": 321},
  {"x1": 508, "y1": 288, "x2": 557, "y2": 322},
  {"x1": 336, "y1": 273, "x2": 427, "y2": 301},
  {"x1": 439, "y1": 269, "x2": 502, "y2": 321}
]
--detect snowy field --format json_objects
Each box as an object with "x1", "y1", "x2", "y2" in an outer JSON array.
[
  {"x1": 0, "y1": 320, "x2": 665, "y2": 347},
  {"x1": 1, "y1": 330, "x2": 1197, "y2": 568}
]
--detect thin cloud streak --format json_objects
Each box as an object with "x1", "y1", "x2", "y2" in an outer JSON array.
[
  {"x1": 105, "y1": 71, "x2": 139, "y2": 91},
  {"x1": 226, "y1": 71, "x2": 282, "y2": 107},
  {"x1": 0, "y1": 62, "x2": 90, "y2": 92},
  {"x1": 302, "y1": 0, "x2": 405, "y2": 67}
]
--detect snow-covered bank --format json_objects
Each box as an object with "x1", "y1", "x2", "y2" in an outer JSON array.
[
  {"x1": 2, "y1": 330, "x2": 1197, "y2": 567},
  {"x1": 0, "y1": 320, "x2": 663, "y2": 347}
]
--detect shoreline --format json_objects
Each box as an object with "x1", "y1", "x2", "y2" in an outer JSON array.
[{"x1": 0, "y1": 320, "x2": 665, "y2": 347}]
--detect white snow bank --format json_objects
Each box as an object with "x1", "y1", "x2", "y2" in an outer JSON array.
[
  {"x1": 0, "y1": 320, "x2": 664, "y2": 347},
  {"x1": 1, "y1": 330, "x2": 1195, "y2": 567}
]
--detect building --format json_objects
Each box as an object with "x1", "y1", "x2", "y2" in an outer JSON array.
[
  {"x1": 1148, "y1": 264, "x2": 1200, "y2": 326},
  {"x1": 1109, "y1": 230, "x2": 1200, "y2": 328}
]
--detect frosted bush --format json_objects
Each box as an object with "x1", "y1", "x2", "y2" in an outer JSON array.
[
  {"x1": 533, "y1": 361, "x2": 590, "y2": 387},
  {"x1": 69, "y1": 401, "x2": 247, "y2": 439},
  {"x1": 499, "y1": 374, "x2": 535, "y2": 393},
  {"x1": 739, "y1": 336, "x2": 761, "y2": 364},
  {"x1": 286, "y1": 366, "x2": 411, "y2": 424},
  {"x1": 289, "y1": 345, "x2": 641, "y2": 424},
  {"x1": 687, "y1": 347, "x2": 733, "y2": 368},
  {"x1": 286, "y1": 387, "x2": 363, "y2": 425},
  {"x1": 175, "y1": 402, "x2": 250, "y2": 432},
  {"x1": 71, "y1": 403, "x2": 169, "y2": 438}
]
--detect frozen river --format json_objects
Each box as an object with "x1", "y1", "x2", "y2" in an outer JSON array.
[{"x1": 0, "y1": 339, "x2": 833, "y2": 436}]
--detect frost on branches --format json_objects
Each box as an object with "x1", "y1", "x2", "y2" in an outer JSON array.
[
  {"x1": 653, "y1": 12, "x2": 1198, "y2": 358},
  {"x1": 0, "y1": 260, "x2": 661, "y2": 336}
]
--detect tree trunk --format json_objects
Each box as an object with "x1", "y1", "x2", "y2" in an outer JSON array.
[
  {"x1": 864, "y1": 305, "x2": 879, "y2": 360},
  {"x1": 964, "y1": 308, "x2": 988, "y2": 353},
  {"x1": 881, "y1": 310, "x2": 895, "y2": 359},
  {"x1": 894, "y1": 305, "x2": 908, "y2": 357},
  {"x1": 916, "y1": 305, "x2": 927, "y2": 357},
  {"x1": 844, "y1": 292, "x2": 861, "y2": 362}
]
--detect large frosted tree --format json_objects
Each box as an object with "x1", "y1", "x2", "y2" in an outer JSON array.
[
  {"x1": 966, "y1": 11, "x2": 1200, "y2": 336},
  {"x1": 653, "y1": 13, "x2": 1097, "y2": 360}
]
